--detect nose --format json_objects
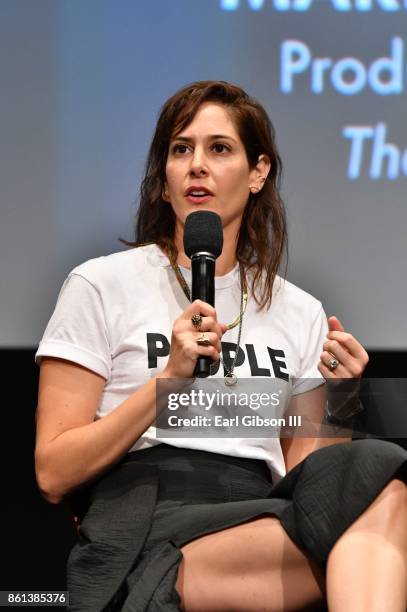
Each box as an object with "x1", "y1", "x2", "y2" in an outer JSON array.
[{"x1": 189, "y1": 147, "x2": 209, "y2": 176}]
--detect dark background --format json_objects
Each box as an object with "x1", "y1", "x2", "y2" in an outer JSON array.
[{"x1": 2, "y1": 348, "x2": 406, "y2": 593}]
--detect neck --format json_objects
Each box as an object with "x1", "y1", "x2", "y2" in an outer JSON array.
[{"x1": 175, "y1": 223, "x2": 238, "y2": 276}]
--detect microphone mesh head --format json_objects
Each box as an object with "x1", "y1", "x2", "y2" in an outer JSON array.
[{"x1": 183, "y1": 211, "x2": 223, "y2": 259}]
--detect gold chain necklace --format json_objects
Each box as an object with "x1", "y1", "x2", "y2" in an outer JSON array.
[{"x1": 169, "y1": 259, "x2": 248, "y2": 385}]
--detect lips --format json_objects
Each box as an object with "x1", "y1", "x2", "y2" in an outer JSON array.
[
  {"x1": 184, "y1": 186, "x2": 214, "y2": 204},
  {"x1": 185, "y1": 186, "x2": 214, "y2": 196}
]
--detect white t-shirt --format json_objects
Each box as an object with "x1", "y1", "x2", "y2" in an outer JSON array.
[{"x1": 35, "y1": 244, "x2": 328, "y2": 482}]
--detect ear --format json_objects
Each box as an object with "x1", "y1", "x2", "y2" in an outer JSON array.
[
  {"x1": 162, "y1": 182, "x2": 170, "y2": 202},
  {"x1": 248, "y1": 154, "x2": 271, "y2": 194}
]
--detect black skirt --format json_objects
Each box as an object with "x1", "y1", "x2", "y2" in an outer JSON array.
[{"x1": 66, "y1": 439, "x2": 407, "y2": 611}]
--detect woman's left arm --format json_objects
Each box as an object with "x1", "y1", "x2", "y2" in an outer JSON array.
[{"x1": 281, "y1": 315, "x2": 369, "y2": 473}]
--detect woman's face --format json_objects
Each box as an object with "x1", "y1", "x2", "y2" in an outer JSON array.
[{"x1": 164, "y1": 102, "x2": 268, "y2": 239}]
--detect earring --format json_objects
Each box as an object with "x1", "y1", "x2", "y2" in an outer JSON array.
[
  {"x1": 162, "y1": 190, "x2": 169, "y2": 201},
  {"x1": 249, "y1": 176, "x2": 266, "y2": 194}
]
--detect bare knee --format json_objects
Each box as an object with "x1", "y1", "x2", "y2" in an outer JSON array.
[
  {"x1": 382, "y1": 477, "x2": 407, "y2": 498},
  {"x1": 336, "y1": 477, "x2": 407, "y2": 550},
  {"x1": 374, "y1": 478, "x2": 407, "y2": 516}
]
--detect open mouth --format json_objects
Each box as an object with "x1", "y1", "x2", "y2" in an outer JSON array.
[
  {"x1": 185, "y1": 189, "x2": 214, "y2": 203},
  {"x1": 185, "y1": 193, "x2": 214, "y2": 203}
]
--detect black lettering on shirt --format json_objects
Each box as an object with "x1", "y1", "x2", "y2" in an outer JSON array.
[
  {"x1": 147, "y1": 333, "x2": 170, "y2": 368},
  {"x1": 246, "y1": 343, "x2": 271, "y2": 376},
  {"x1": 220, "y1": 341, "x2": 245, "y2": 376},
  {"x1": 267, "y1": 347, "x2": 289, "y2": 381},
  {"x1": 146, "y1": 332, "x2": 289, "y2": 381}
]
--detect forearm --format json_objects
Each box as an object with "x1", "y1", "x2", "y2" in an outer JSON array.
[{"x1": 36, "y1": 374, "x2": 171, "y2": 504}]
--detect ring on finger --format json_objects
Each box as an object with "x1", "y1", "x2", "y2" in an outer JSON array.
[
  {"x1": 191, "y1": 314, "x2": 203, "y2": 330},
  {"x1": 328, "y1": 353, "x2": 340, "y2": 371},
  {"x1": 196, "y1": 332, "x2": 211, "y2": 347}
]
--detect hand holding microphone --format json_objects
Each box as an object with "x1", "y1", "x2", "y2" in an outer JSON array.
[{"x1": 161, "y1": 211, "x2": 227, "y2": 380}]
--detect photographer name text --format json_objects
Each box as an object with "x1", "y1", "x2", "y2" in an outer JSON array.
[{"x1": 167, "y1": 414, "x2": 302, "y2": 428}]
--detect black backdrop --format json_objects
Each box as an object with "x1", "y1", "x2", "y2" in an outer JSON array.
[{"x1": 2, "y1": 348, "x2": 406, "y2": 593}]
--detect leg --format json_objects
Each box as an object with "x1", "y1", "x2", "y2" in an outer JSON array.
[
  {"x1": 327, "y1": 478, "x2": 407, "y2": 612},
  {"x1": 175, "y1": 515, "x2": 326, "y2": 611}
]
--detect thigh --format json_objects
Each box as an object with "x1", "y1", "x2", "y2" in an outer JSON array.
[{"x1": 175, "y1": 515, "x2": 326, "y2": 612}]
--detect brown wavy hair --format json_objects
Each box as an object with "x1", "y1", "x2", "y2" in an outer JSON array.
[{"x1": 121, "y1": 80, "x2": 288, "y2": 310}]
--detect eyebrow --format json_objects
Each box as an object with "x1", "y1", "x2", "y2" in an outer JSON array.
[{"x1": 171, "y1": 134, "x2": 238, "y2": 144}]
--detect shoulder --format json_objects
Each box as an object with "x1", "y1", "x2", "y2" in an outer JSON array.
[
  {"x1": 272, "y1": 275, "x2": 324, "y2": 321},
  {"x1": 68, "y1": 243, "x2": 165, "y2": 290},
  {"x1": 273, "y1": 275, "x2": 323, "y2": 310}
]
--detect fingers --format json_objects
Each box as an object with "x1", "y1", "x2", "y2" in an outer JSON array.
[
  {"x1": 194, "y1": 331, "x2": 222, "y2": 353},
  {"x1": 189, "y1": 340, "x2": 221, "y2": 362},
  {"x1": 183, "y1": 300, "x2": 218, "y2": 321},
  {"x1": 318, "y1": 360, "x2": 338, "y2": 380},
  {"x1": 321, "y1": 342, "x2": 350, "y2": 376},
  {"x1": 196, "y1": 318, "x2": 224, "y2": 340},
  {"x1": 182, "y1": 300, "x2": 227, "y2": 340},
  {"x1": 319, "y1": 330, "x2": 369, "y2": 379},
  {"x1": 165, "y1": 300, "x2": 226, "y2": 378},
  {"x1": 327, "y1": 315, "x2": 345, "y2": 333},
  {"x1": 326, "y1": 331, "x2": 367, "y2": 361},
  {"x1": 318, "y1": 352, "x2": 348, "y2": 379},
  {"x1": 175, "y1": 331, "x2": 222, "y2": 366}
]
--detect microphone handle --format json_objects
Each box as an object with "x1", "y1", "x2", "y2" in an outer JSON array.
[{"x1": 191, "y1": 254, "x2": 216, "y2": 378}]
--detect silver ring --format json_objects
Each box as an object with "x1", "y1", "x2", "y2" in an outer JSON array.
[{"x1": 329, "y1": 357, "x2": 340, "y2": 371}]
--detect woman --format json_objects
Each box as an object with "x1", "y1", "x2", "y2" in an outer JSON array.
[{"x1": 35, "y1": 81, "x2": 407, "y2": 611}]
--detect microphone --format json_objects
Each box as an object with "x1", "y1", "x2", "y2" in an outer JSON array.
[{"x1": 183, "y1": 211, "x2": 223, "y2": 378}]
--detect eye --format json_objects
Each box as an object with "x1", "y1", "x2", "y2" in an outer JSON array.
[
  {"x1": 170, "y1": 142, "x2": 231, "y2": 155},
  {"x1": 171, "y1": 143, "x2": 191, "y2": 154},
  {"x1": 212, "y1": 143, "x2": 230, "y2": 153}
]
